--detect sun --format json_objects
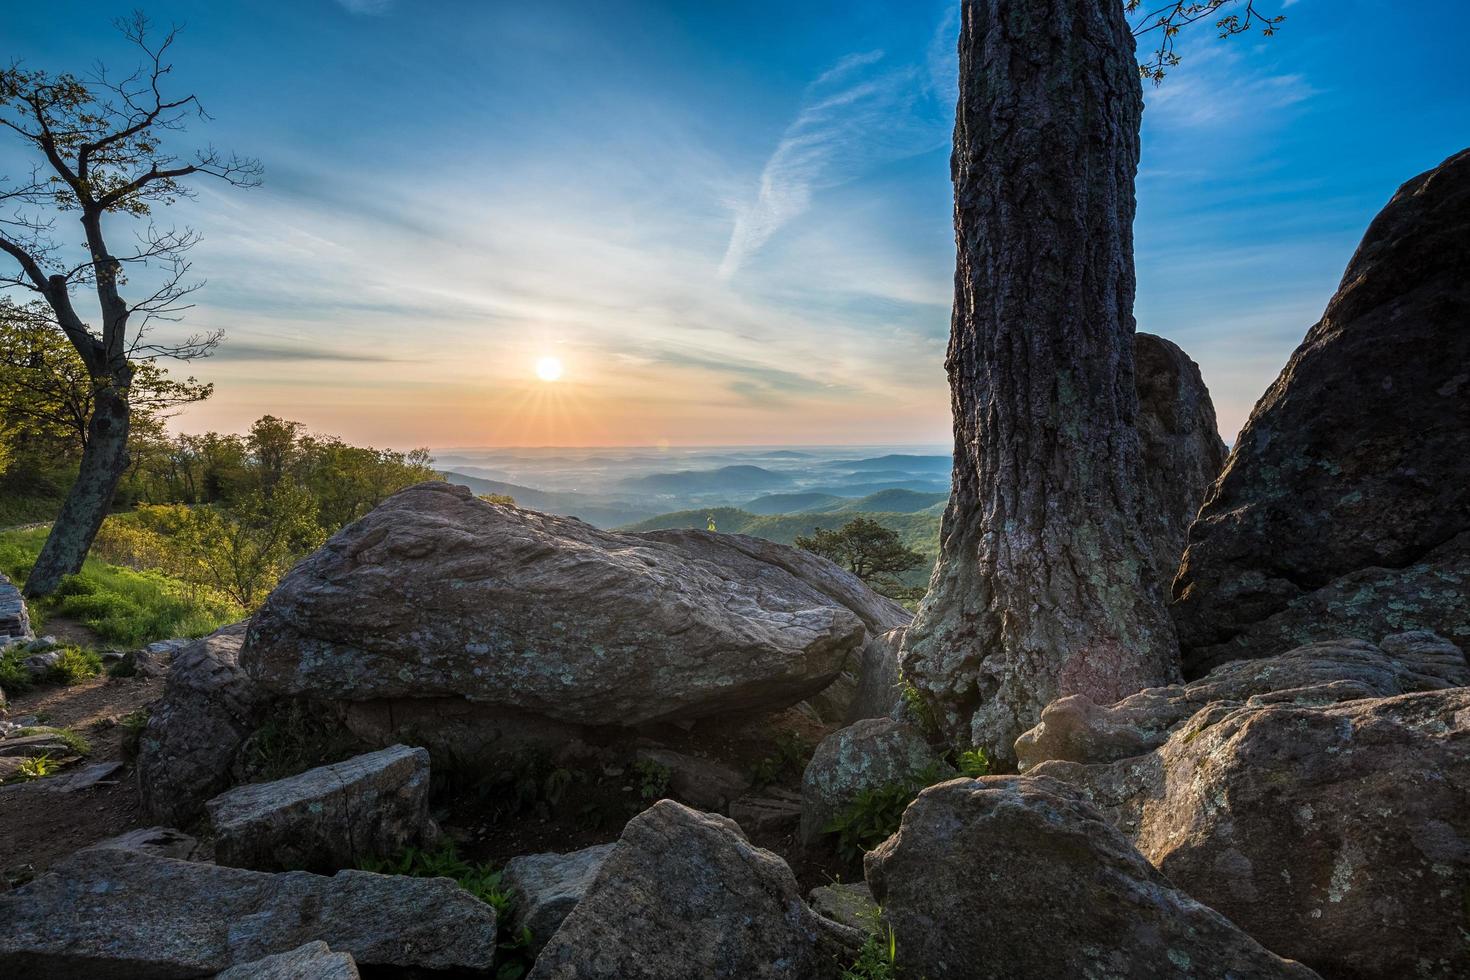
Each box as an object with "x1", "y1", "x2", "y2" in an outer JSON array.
[{"x1": 535, "y1": 356, "x2": 564, "y2": 382}]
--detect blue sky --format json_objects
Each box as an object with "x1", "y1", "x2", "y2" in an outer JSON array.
[{"x1": 6, "y1": 1, "x2": 1467, "y2": 447}]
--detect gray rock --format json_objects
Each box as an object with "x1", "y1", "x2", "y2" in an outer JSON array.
[
  {"x1": 1014, "y1": 632, "x2": 1469, "y2": 769},
  {"x1": 213, "y1": 942, "x2": 359, "y2": 980},
  {"x1": 729, "y1": 788, "x2": 803, "y2": 837},
  {"x1": 244, "y1": 483, "x2": 905, "y2": 730},
  {"x1": 503, "y1": 844, "x2": 614, "y2": 954},
  {"x1": 0, "y1": 571, "x2": 31, "y2": 643},
  {"x1": 529, "y1": 800, "x2": 861, "y2": 979},
  {"x1": 0, "y1": 731, "x2": 75, "y2": 757},
  {"x1": 90, "y1": 826, "x2": 202, "y2": 861},
  {"x1": 136, "y1": 623, "x2": 263, "y2": 826},
  {"x1": 135, "y1": 637, "x2": 193, "y2": 678},
  {"x1": 800, "y1": 717, "x2": 948, "y2": 845},
  {"x1": 1032, "y1": 687, "x2": 1470, "y2": 979},
  {"x1": 844, "y1": 627, "x2": 906, "y2": 723},
  {"x1": 1135, "y1": 332, "x2": 1229, "y2": 584},
  {"x1": 1173, "y1": 148, "x2": 1470, "y2": 674},
  {"x1": 634, "y1": 747, "x2": 749, "y2": 812},
  {"x1": 864, "y1": 776, "x2": 1319, "y2": 980},
  {"x1": 807, "y1": 882, "x2": 880, "y2": 935},
  {"x1": 21, "y1": 650, "x2": 59, "y2": 680},
  {"x1": 206, "y1": 744, "x2": 433, "y2": 872},
  {"x1": 0, "y1": 846, "x2": 497, "y2": 977},
  {"x1": 36, "y1": 760, "x2": 122, "y2": 793}
]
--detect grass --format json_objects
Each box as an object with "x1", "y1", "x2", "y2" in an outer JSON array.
[
  {"x1": 17, "y1": 725, "x2": 92, "y2": 756},
  {"x1": 0, "y1": 527, "x2": 240, "y2": 646},
  {"x1": 14, "y1": 754, "x2": 59, "y2": 781},
  {"x1": 0, "y1": 644, "x2": 102, "y2": 694}
]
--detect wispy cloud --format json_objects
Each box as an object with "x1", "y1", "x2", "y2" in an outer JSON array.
[{"x1": 718, "y1": 39, "x2": 951, "y2": 280}]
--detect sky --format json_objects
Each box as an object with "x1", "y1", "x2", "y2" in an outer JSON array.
[{"x1": 5, "y1": 1, "x2": 1467, "y2": 448}]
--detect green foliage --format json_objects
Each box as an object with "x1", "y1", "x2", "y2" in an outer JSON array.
[
  {"x1": 50, "y1": 647, "x2": 101, "y2": 684},
  {"x1": 359, "y1": 841, "x2": 533, "y2": 980},
  {"x1": 842, "y1": 925, "x2": 902, "y2": 980},
  {"x1": 118, "y1": 708, "x2": 150, "y2": 760},
  {"x1": 749, "y1": 733, "x2": 813, "y2": 790},
  {"x1": 0, "y1": 647, "x2": 32, "y2": 694},
  {"x1": 15, "y1": 754, "x2": 58, "y2": 781},
  {"x1": 238, "y1": 700, "x2": 354, "y2": 782},
  {"x1": 796, "y1": 518, "x2": 926, "y2": 587},
  {"x1": 821, "y1": 762, "x2": 951, "y2": 865},
  {"x1": 633, "y1": 758, "x2": 672, "y2": 801},
  {"x1": 0, "y1": 527, "x2": 240, "y2": 645},
  {"x1": 956, "y1": 747, "x2": 991, "y2": 778},
  {"x1": 479, "y1": 493, "x2": 516, "y2": 507},
  {"x1": 899, "y1": 680, "x2": 942, "y2": 742}
]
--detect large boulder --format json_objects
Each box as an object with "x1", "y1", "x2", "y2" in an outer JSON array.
[
  {"x1": 136, "y1": 623, "x2": 264, "y2": 826},
  {"x1": 243, "y1": 483, "x2": 899, "y2": 729},
  {"x1": 1134, "y1": 332, "x2": 1228, "y2": 582},
  {"x1": 1031, "y1": 688, "x2": 1470, "y2": 978},
  {"x1": 1173, "y1": 148, "x2": 1470, "y2": 675},
  {"x1": 502, "y1": 844, "x2": 614, "y2": 955},
  {"x1": 528, "y1": 800, "x2": 860, "y2": 979},
  {"x1": 800, "y1": 717, "x2": 949, "y2": 845},
  {"x1": 0, "y1": 845, "x2": 497, "y2": 977},
  {"x1": 865, "y1": 776, "x2": 1317, "y2": 979},
  {"x1": 206, "y1": 744, "x2": 433, "y2": 872},
  {"x1": 1015, "y1": 631, "x2": 1470, "y2": 769}
]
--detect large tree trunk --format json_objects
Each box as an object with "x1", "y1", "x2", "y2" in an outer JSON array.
[
  {"x1": 23, "y1": 370, "x2": 132, "y2": 598},
  {"x1": 899, "y1": 0, "x2": 1178, "y2": 766}
]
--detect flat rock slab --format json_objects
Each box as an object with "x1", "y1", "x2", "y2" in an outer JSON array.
[
  {"x1": 528, "y1": 800, "x2": 860, "y2": 979},
  {"x1": 865, "y1": 777, "x2": 1318, "y2": 980},
  {"x1": 243, "y1": 482, "x2": 891, "y2": 727},
  {"x1": 213, "y1": 942, "x2": 359, "y2": 980},
  {"x1": 207, "y1": 744, "x2": 432, "y2": 872},
  {"x1": 1015, "y1": 632, "x2": 1469, "y2": 769},
  {"x1": 0, "y1": 846, "x2": 497, "y2": 978},
  {"x1": 503, "y1": 844, "x2": 615, "y2": 954}
]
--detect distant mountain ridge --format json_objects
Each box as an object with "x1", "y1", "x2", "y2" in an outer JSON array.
[{"x1": 618, "y1": 465, "x2": 793, "y2": 495}]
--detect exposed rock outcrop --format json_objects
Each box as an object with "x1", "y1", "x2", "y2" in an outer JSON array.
[
  {"x1": 502, "y1": 844, "x2": 614, "y2": 955},
  {"x1": 136, "y1": 623, "x2": 263, "y2": 826},
  {"x1": 0, "y1": 845, "x2": 497, "y2": 977},
  {"x1": 1173, "y1": 148, "x2": 1470, "y2": 675},
  {"x1": 864, "y1": 776, "x2": 1318, "y2": 980},
  {"x1": 1031, "y1": 689, "x2": 1470, "y2": 978},
  {"x1": 1015, "y1": 631, "x2": 1469, "y2": 769},
  {"x1": 800, "y1": 718, "x2": 948, "y2": 845},
  {"x1": 206, "y1": 744, "x2": 433, "y2": 872},
  {"x1": 634, "y1": 747, "x2": 749, "y2": 812},
  {"x1": 528, "y1": 800, "x2": 860, "y2": 979},
  {"x1": 243, "y1": 483, "x2": 901, "y2": 738},
  {"x1": 1134, "y1": 332, "x2": 1229, "y2": 582},
  {"x1": 213, "y1": 942, "x2": 359, "y2": 980}
]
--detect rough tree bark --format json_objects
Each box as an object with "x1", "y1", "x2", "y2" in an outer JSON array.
[{"x1": 899, "y1": 0, "x2": 1179, "y2": 765}]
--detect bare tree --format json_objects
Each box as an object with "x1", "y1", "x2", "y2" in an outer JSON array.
[
  {"x1": 0, "y1": 14, "x2": 259, "y2": 597},
  {"x1": 1127, "y1": 1, "x2": 1287, "y2": 82}
]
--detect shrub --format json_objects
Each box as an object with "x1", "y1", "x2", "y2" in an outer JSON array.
[
  {"x1": 0, "y1": 648, "x2": 32, "y2": 694},
  {"x1": 821, "y1": 762, "x2": 951, "y2": 864},
  {"x1": 50, "y1": 646, "x2": 102, "y2": 684},
  {"x1": 956, "y1": 747, "x2": 991, "y2": 778},
  {"x1": 15, "y1": 754, "x2": 59, "y2": 781},
  {"x1": 633, "y1": 758, "x2": 672, "y2": 801},
  {"x1": 118, "y1": 708, "x2": 150, "y2": 759},
  {"x1": 842, "y1": 926, "x2": 902, "y2": 979},
  {"x1": 749, "y1": 733, "x2": 813, "y2": 789}
]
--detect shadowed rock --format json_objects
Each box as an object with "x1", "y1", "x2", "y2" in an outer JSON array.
[
  {"x1": 800, "y1": 717, "x2": 949, "y2": 845},
  {"x1": 528, "y1": 800, "x2": 860, "y2": 979},
  {"x1": 503, "y1": 844, "x2": 614, "y2": 956},
  {"x1": 136, "y1": 623, "x2": 263, "y2": 826},
  {"x1": 206, "y1": 744, "x2": 434, "y2": 872},
  {"x1": 1134, "y1": 332, "x2": 1228, "y2": 582},
  {"x1": 243, "y1": 483, "x2": 898, "y2": 730},
  {"x1": 0, "y1": 845, "x2": 497, "y2": 978},
  {"x1": 864, "y1": 776, "x2": 1319, "y2": 980},
  {"x1": 1032, "y1": 688, "x2": 1470, "y2": 978},
  {"x1": 1173, "y1": 148, "x2": 1470, "y2": 674},
  {"x1": 1015, "y1": 631, "x2": 1469, "y2": 769}
]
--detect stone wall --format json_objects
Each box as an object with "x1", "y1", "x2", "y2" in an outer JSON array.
[{"x1": 0, "y1": 572, "x2": 32, "y2": 643}]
